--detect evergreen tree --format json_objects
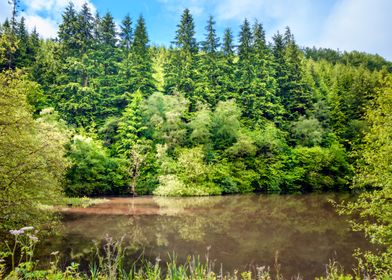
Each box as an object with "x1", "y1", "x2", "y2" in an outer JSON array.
[
  {"x1": 92, "y1": 12, "x2": 122, "y2": 121},
  {"x1": 116, "y1": 90, "x2": 146, "y2": 156},
  {"x1": 194, "y1": 16, "x2": 223, "y2": 106},
  {"x1": 127, "y1": 15, "x2": 155, "y2": 96},
  {"x1": 222, "y1": 28, "x2": 234, "y2": 56},
  {"x1": 252, "y1": 21, "x2": 266, "y2": 54},
  {"x1": 9, "y1": 0, "x2": 20, "y2": 33},
  {"x1": 98, "y1": 12, "x2": 117, "y2": 47},
  {"x1": 132, "y1": 15, "x2": 149, "y2": 55},
  {"x1": 174, "y1": 9, "x2": 198, "y2": 54},
  {"x1": 164, "y1": 9, "x2": 199, "y2": 110},
  {"x1": 238, "y1": 19, "x2": 252, "y2": 60},
  {"x1": 58, "y1": 3, "x2": 79, "y2": 57},
  {"x1": 202, "y1": 16, "x2": 220, "y2": 54},
  {"x1": 76, "y1": 3, "x2": 94, "y2": 55},
  {"x1": 120, "y1": 15, "x2": 133, "y2": 51}
]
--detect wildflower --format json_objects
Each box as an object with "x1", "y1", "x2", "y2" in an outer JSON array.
[
  {"x1": 20, "y1": 226, "x2": 34, "y2": 231},
  {"x1": 9, "y1": 229, "x2": 24, "y2": 236},
  {"x1": 155, "y1": 256, "x2": 161, "y2": 263},
  {"x1": 28, "y1": 234, "x2": 39, "y2": 243}
]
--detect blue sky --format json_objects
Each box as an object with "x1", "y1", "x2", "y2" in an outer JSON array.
[{"x1": 1, "y1": 0, "x2": 391, "y2": 60}]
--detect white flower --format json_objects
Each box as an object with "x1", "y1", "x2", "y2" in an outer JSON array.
[
  {"x1": 9, "y1": 229, "x2": 24, "y2": 236},
  {"x1": 20, "y1": 226, "x2": 34, "y2": 231},
  {"x1": 28, "y1": 234, "x2": 39, "y2": 243}
]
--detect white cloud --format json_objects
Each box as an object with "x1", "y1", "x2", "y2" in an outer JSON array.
[
  {"x1": 0, "y1": 1, "x2": 12, "y2": 22},
  {"x1": 24, "y1": 0, "x2": 96, "y2": 14},
  {"x1": 214, "y1": 0, "x2": 325, "y2": 44},
  {"x1": 211, "y1": 0, "x2": 392, "y2": 60},
  {"x1": 23, "y1": 14, "x2": 58, "y2": 37},
  {"x1": 318, "y1": 0, "x2": 392, "y2": 60},
  {"x1": 0, "y1": 0, "x2": 97, "y2": 39},
  {"x1": 158, "y1": 0, "x2": 207, "y2": 16}
]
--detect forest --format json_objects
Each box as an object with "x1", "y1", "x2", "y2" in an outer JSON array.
[{"x1": 1, "y1": 1, "x2": 392, "y2": 279}]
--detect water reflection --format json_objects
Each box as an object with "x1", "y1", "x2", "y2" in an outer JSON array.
[{"x1": 39, "y1": 194, "x2": 373, "y2": 279}]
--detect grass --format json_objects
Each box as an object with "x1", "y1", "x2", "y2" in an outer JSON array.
[
  {"x1": 62, "y1": 197, "x2": 108, "y2": 208},
  {"x1": 0, "y1": 229, "x2": 385, "y2": 280}
]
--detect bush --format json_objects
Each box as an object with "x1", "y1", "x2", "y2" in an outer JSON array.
[{"x1": 65, "y1": 135, "x2": 129, "y2": 196}]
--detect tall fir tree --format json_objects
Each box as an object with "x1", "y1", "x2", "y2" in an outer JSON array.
[
  {"x1": 120, "y1": 15, "x2": 133, "y2": 51},
  {"x1": 195, "y1": 16, "x2": 223, "y2": 106},
  {"x1": 164, "y1": 9, "x2": 199, "y2": 111},
  {"x1": 222, "y1": 28, "x2": 234, "y2": 57},
  {"x1": 58, "y1": 3, "x2": 79, "y2": 57},
  {"x1": 127, "y1": 15, "x2": 155, "y2": 96},
  {"x1": 116, "y1": 90, "x2": 146, "y2": 156},
  {"x1": 173, "y1": 8, "x2": 198, "y2": 54},
  {"x1": 202, "y1": 16, "x2": 220, "y2": 54},
  {"x1": 238, "y1": 19, "x2": 252, "y2": 60}
]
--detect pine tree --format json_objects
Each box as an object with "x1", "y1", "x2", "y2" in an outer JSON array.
[
  {"x1": 194, "y1": 16, "x2": 223, "y2": 106},
  {"x1": 222, "y1": 28, "x2": 234, "y2": 56},
  {"x1": 15, "y1": 17, "x2": 29, "y2": 67},
  {"x1": 202, "y1": 16, "x2": 220, "y2": 54},
  {"x1": 120, "y1": 15, "x2": 133, "y2": 51},
  {"x1": 252, "y1": 21, "x2": 266, "y2": 54},
  {"x1": 76, "y1": 3, "x2": 94, "y2": 55},
  {"x1": 116, "y1": 90, "x2": 146, "y2": 156},
  {"x1": 126, "y1": 15, "x2": 155, "y2": 96},
  {"x1": 132, "y1": 15, "x2": 148, "y2": 55},
  {"x1": 9, "y1": 0, "x2": 20, "y2": 33},
  {"x1": 238, "y1": 19, "x2": 252, "y2": 60},
  {"x1": 173, "y1": 9, "x2": 198, "y2": 54},
  {"x1": 98, "y1": 12, "x2": 117, "y2": 47},
  {"x1": 58, "y1": 3, "x2": 79, "y2": 57},
  {"x1": 273, "y1": 28, "x2": 312, "y2": 124},
  {"x1": 92, "y1": 12, "x2": 122, "y2": 120},
  {"x1": 164, "y1": 9, "x2": 199, "y2": 110}
]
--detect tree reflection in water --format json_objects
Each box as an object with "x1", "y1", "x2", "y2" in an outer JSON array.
[{"x1": 37, "y1": 194, "x2": 375, "y2": 279}]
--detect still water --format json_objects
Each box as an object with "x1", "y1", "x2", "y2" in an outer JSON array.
[{"x1": 40, "y1": 194, "x2": 374, "y2": 279}]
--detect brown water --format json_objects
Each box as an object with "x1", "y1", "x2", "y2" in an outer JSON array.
[{"x1": 39, "y1": 194, "x2": 375, "y2": 279}]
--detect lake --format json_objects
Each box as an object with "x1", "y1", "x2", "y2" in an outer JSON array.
[{"x1": 38, "y1": 194, "x2": 374, "y2": 279}]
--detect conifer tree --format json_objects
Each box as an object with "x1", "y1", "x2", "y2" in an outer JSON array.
[
  {"x1": 127, "y1": 15, "x2": 155, "y2": 96},
  {"x1": 222, "y1": 28, "x2": 234, "y2": 56},
  {"x1": 116, "y1": 90, "x2": 146, "y2": 156},
  {"x1": 58, "y1": 3, "x2": 79, "y2": 57},
  {"x1": 93, "y1": 12, "x2": 122, "y2": 120},
  {"x1": 195, "y1": 16, "x2": 222, "y2": 106},
  {"x1": 98, "y1": 12, "x2": 117, "y2": 47},
  {"x1": 76, "y1": 3, "x2": 94, "y2": 55},
  {"x1": 202, "y1": 16, "x2": 220, "y2": 54},
  {"x1": 174, "y1": 8, "x2": 198, "y2": 54},
  {"x1": 164, "y1": 9, "x2": 199, "y2": 110},
  {"x1": 252, "y1": 21, "x2": 266, "y2": 54},
  {"x1": 238, "y1": 19, "x2": 252, "y2": 60},
  {"x1": 272, "y1": 28, "x2": 311, "y2": 124},
  {"x1": 120, "y1": 15, "x2": 133, "y2": 51}
]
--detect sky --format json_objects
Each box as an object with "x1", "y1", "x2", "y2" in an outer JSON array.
[{"x1": 1, "y1": 0, "x2": 391, "y2": 61}]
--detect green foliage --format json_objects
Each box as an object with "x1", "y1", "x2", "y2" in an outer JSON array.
[
  {"x1": 341, "y1": 74, "x2": 392, "y2": 277},
  {"x1": 292, "y1": 116, "x2": 324, "y2": 147},
  {"x1": 0, "y1": 71, "x2": 69, "y2": 233},
  {"x1": 211, "y1": 100, "x2": 241, "y2": 149},
  {"x1": 116, "y1": 90, "x2": 146, "y2": 156},
  {"x1": 65, "y1": 135, "x2": 128, "y2": 196},
  {"x1": 154, "y1": 146, "x2": 221, "y2": 196},
  {"x1": 282, "y1": 143, "x2": 350, "y2": 192}
]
